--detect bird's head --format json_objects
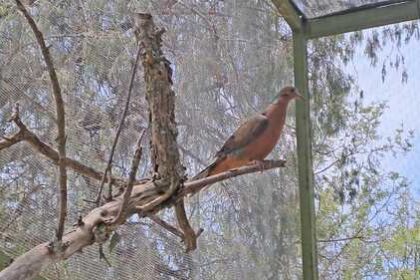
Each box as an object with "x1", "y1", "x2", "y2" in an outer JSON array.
[{"x1": 275, "y1": 86, "x2": 304, "y2": 102}]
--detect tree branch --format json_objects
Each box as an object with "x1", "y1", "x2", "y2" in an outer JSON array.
[
  {"x1": 181, "y1": 160, "x2": 286, "y2": 197},
  {"x1": 2, "y1": 113, "x2": 128, "y2": 186},
  {"x1": 146, "y1": 214, "x2": 185, "y2": 239},
  {"x1": 0, "y1": 160, "x2": 285, "y2": 280},
  {"x1": 112, "y1": 131, "x2": 144, "y2": 225},
  {"x1": 0, "y1": 131, "x2": 25, "y2": 150},
  {"x1": 15, "y1": 0, "x2": 68, "y2": 242},
  {"x1": 317, "y1": 235, "x2": 364, "y2": 243},
  {"x1": 135, "y1": 13, "x2": 185, "y2": 211},
  {"x1": 174, "y1": 200, "x2": 203, "y2": 252},
  {"x1": 93, "y1": 43, "x2": 143, "y2": 206}
]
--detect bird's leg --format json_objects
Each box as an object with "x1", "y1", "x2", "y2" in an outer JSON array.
[{"x1": 250, "y1": 159, "x2": 265, "y2": 173}]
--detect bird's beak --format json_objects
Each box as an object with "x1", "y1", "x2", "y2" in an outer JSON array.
[{"x1": 295, "y1": 92, "x2": 305, "y2": 101}]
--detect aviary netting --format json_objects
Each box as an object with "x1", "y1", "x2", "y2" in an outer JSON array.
[{"x1": 0, "y1": 1, "x2": 299, "y2": 279}]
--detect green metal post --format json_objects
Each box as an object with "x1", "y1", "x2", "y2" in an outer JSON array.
[
  {"x1": 293, "y1": 30, "x2": 318, "y2": 280},
  {"x1": 306, "y1": 0, "x2": 420, "y2": 39}
]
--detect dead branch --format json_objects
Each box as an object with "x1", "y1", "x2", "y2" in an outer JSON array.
[
  {"x1": 112, "y1": 131, "x2": 144, "y2": 225},
  {"x1": 0, "y1": 12, "x2": 287, "y2": 280},
  {"x1": 15, "y1": 0, "x2": 68, "y2": 242},
  {"x1": 2, "y1": 113, "x2": 129, "y2": 186},
  {"x1": 0, "y1": 160, "x2": 285, "y2": 280},
  {"x1": 135, "y1": 13, "x2": 185, "y2": 211},
  {"x1": 135, "y1": 13, "x2": 199, "y2": 253},
  {"x1": 174, "y1": 200, "x2": 203, "y2": 252},
  {"x1": 146, "y1": 214, "x2": 185, "y2": 239},
  {"x1": 0, "y1": 131, "x2": 25, "y2": 150},
  {"x1": 182, "y1": 160, "x2": 286, "y2": 196},
  {"x1": 94, "y1": 44, "x2": 143, "y2": 206}
]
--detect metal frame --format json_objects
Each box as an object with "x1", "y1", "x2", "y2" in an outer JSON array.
[
  {"x1": 293, "y1": 29, "x2": 319, "y2": 280},
  {"x1": 272, "y1": 0, "x2": 420, "y2": 279},
  {"x1": 307, "y1": 0, "x2": 420, "y2": 38}
]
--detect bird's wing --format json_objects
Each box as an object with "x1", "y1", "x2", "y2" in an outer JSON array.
[
  {"x1": 192, "y1": 114, "x2": 268, "y2": 180},
  {"x1": 216, "y1": 114, "x2": 269, "y2": 158}
]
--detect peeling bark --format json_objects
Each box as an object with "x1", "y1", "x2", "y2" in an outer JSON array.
[
  {"x1": 135, "y1": 13, "x2": 185, "y2": 187},
  {"x1": 134, "y1": 14, "x2": 200, "y2": 249}
]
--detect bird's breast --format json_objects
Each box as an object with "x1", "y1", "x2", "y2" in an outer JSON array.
[{"x1": 242, "y1": 122, "x2": 283, "y2": 160}]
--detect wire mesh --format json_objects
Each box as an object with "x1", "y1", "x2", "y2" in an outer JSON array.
[
  {"x1": 0, "y1": 0, "x2": 301, "y2": 279},
  {"x1": 293, "y1": 0, "x2": 390, "y2": 18},
  {"x1": 311, "y1": 23, "x2": 420, "y2": 279}
]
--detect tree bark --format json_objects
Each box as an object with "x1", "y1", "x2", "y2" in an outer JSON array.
[
  {"x1": 136, "y1": 13, "x2": 185, "y2": 185},
  {"x1": 0, "y1": 10, "x2": 288, "y2": 280},
  {"x1": 0, "y1": 161, "x2": 285, "y2": 280}
]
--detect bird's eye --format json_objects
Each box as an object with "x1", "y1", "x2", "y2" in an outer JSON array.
[{"x1": 291, "y1": 88, "x2": 295, "y2": 93}]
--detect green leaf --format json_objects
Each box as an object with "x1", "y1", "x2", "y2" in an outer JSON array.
[{"x1": 108, "y1": 232, "x2": 121, "y2": 253}]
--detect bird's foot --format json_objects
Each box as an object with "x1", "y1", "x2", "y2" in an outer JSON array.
[{"x1": 250, "y1": 160, "x2": 265, "y2": 173}]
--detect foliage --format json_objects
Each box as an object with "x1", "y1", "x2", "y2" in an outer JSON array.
[{"x1": 0, "y1": 0, "x2": 418, "y2": 279}]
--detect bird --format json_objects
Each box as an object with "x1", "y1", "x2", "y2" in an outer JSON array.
[{"x1": 192, "y1": 86, "x2": 303, "y2": 180}]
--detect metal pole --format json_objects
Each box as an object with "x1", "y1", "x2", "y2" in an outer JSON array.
[{"x1": 293, "y1": 30, "x2": 318, "y2": 280}]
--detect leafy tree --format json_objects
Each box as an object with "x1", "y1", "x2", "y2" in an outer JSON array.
[{"x1": 0, "y1": 0, "x2": 418, "y2": 279}]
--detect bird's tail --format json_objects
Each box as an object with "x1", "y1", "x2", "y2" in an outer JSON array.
[{"x1": 191, "y1": 158, "x2": 222, "y2": 180}]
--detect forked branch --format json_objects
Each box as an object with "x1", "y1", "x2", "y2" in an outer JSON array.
[
  {"x1": 0, "y1": 11, "x2": 287, "y2": 280},
  {"x1": 0, "y1": 160, "x2": 286, "y2": 280},
  {"x1": 112, "y1": 131, "x2": 145, "y2": 225},
  {"x1": 2, "y1": 109, "x2": 128, "y2": 186},
  {"x1": 0, "y1": 130, "x2": 25, "y2": 150},
  {"x1": 15, "y1": 0, "x2": 68, "y2": 242},
  {"x1": 93, "y1": 44, "x2": 143, "y2": 206}
]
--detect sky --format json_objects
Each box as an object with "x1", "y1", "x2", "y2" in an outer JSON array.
[{"x1": 344, "y1": 25, "x2": 420, "y2": 199}]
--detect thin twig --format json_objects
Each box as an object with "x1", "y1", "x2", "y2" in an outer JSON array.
[
  {"x1": 94, "y1": 43, "x2": 143, "y2": 206},
  {"x1": 0, "y1": 159, "x2": 287, "y2": 279},
  {"x1": 137, "y1": 160, "x2": 287, "y2": 214},
  {"x1": 15, "y1": 0, "x2": 68, "y2": 242},
  {"x1": 98, "y1": 245, "x2": 111, "y2": 267},
  {"x1": 5, "y1": 113, "x2": 130, "y2": 186},
  {"x1": 181, "y1": 160, "x2": 286, "y2": 197},
  {"x1": 0, "y1": 130, "x2": 26, "y2": 150},
  {"x1": 317, "y1": 235, "x2": 364, "y2": 243},
  {"x1": 112, "y1": 130, "x2": 145, "y2": 225},
  {"x1": 146, "y1": 214, "x2": 185, "y2": 239},
  {"x1": 174, "y1": 199, "x2": 202, "y2": 252},
  {"x1": 105, "y1": 170, "x2": 114, "y2": 202}
]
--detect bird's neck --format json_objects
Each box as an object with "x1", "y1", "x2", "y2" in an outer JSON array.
[{"x1": 264, "y1": 98, "x2": 290, "y2": 121}]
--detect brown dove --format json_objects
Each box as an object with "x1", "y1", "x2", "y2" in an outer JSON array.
[{"x1": 193, "y1": 86, "x2": 303, "y2": 180}]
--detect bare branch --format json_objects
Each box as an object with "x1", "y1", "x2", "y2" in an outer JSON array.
[
  {"x1": 134, "y1": 12, "x2": 184, "y2": 211},
  {"x1": 182, "y1": 160, "x2": 286, "y2": 197},
  {"x1": 174, "y1": 200, "x2": 203, "y2": 252},
  {"x1": 15, "y1": 0, "x2": 68, "y2": 242},
  {"x1": 112, "y1": 131, "x2": 145, "y2": 225},
  {"x1": 94, "y1": 42, "x2": 143, "y2": 206},
  {"x1": 146, "y1": 214, "x2": 185, "y2": 239},
  {"x1": 5, "y1": 114, "x2": 128, "y2": 186},
  {"x1": 0, "y1": 131, "x2": 25, "y2": 151},
  {"x1": 0, "y1": 160, "x2": 285, "y2": 280},
  {"x1": 317, "y1": 236, "x2": 364, "y2": 243}
]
